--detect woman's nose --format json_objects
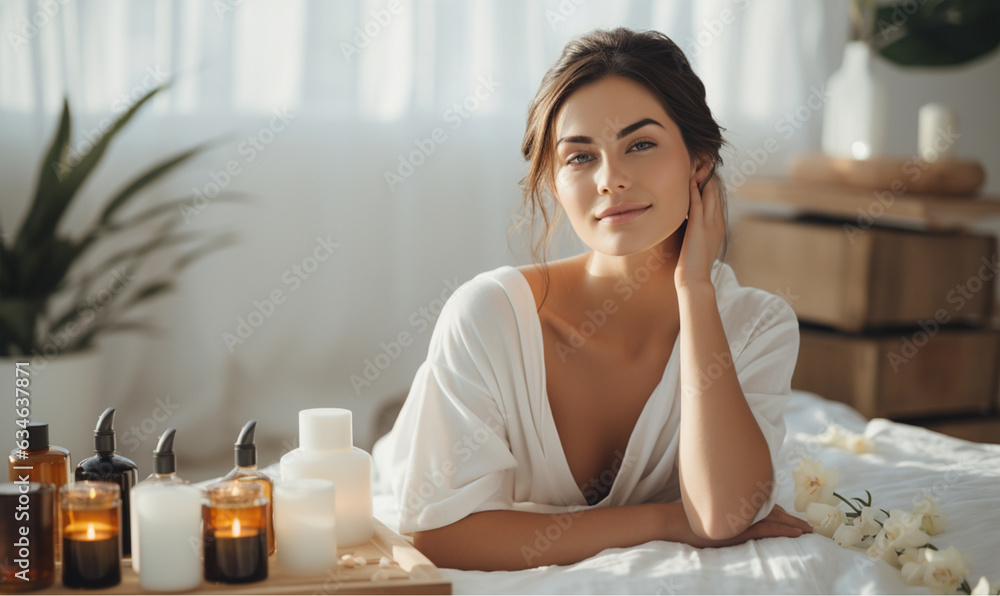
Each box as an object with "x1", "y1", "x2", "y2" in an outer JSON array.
[{"x1": 596, "y1": 156, "x2": 631, "y2": 194}]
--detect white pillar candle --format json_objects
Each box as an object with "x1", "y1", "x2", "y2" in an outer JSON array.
[
  {"x1": 274, "y1": 479, "x2": 337, "y2": 576},
  {"x1": 133, "y1": 484, "x2": 202, "y2": 592},
  {"x1": 919, "y1": 103, "x2": 958, "y2": 162}
]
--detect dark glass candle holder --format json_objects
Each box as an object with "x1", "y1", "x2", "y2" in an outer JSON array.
[
  {"x1": 202, "y1": 480, "x2": 268, "y2": 584},
  {"x1": 0, "y1": 482, "x2": 55, "y2": 592},
  {"x1": 60, "y1": 482, "x2": 122, "y2": 589}
]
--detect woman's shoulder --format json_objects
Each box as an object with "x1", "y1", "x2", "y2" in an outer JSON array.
[
  {"x1": 712, "y1": 259, "x2": 799, "y2": 338},
  {"x1": 434, "y1": 265, "x2": 536, "y2": 341}
]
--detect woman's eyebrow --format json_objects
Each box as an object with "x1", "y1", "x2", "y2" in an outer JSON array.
[{"x1": 556, "y1": 118, "x2": 664, "y2": 146}]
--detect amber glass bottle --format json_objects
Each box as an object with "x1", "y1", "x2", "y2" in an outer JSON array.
[
  {"x1": 222, "y1": 420, "x2": 275, "y2": 555},
  {"x1": 8, "y1": 422, "x2": 70, "y2": 561}
]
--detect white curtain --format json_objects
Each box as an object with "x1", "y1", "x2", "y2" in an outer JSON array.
[{"x1": 0, "y1": 0, "x2": 846, "y2": 477}]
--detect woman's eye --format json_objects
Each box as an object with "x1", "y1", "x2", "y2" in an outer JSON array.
[
  {"x1": 628, "y1": 140, "x2": 656, "y2": 152},
  {"x1": 567, "y1": 153, "x2": 594, "y2": 165}
]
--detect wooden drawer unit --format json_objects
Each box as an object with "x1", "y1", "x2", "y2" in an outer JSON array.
[
  {"x1": 792, "y1": 326, "x2": 1000, "y2": 419},
  {"x1": 730, "y1": 217, "x2": 997, "y2": 333}
]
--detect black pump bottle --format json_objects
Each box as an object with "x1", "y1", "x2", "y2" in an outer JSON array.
[{"x1": 75, "y1": 407, "x2": 139, "y2": 556}]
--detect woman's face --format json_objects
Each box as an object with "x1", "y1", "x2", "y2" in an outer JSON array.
[{"x1": 551, "y1": 75, "x2": 701, "y2": 257}]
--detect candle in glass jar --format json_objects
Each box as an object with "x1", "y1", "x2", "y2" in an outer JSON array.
[
  {"x1": 274, "y1": 479, "x2": 337, "y2": 575},
  {"x1": 202, "y1": 480, "x2": 268, "y2": 584},
  {"x1": 60, "y1": 482, "x2": 121, "y2": 589}
]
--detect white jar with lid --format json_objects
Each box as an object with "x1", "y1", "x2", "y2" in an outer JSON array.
[{"x1": 279, "y1": 409, "x2": 374, "y2": 546}]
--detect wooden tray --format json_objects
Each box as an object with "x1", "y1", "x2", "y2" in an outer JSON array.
[
  {"x1": 788, "y1": 153, "x2": 985, "y2": 196},
  {"x1": 35, "y1": 519, "x2": 451, "y2": 595}
]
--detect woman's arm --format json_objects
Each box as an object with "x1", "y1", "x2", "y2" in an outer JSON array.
[
  {"x1": 676, "y1": 283, "x2": 773, "y2": 540},
  {"x1": 413, "y1": 502, "x2": 809, "y2": 571},
  {"x1": 673, "y1": 173, "x2": 777, "y2": 541}
]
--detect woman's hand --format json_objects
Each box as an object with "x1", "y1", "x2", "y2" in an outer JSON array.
[
  {"x1": 674, "y1": 174, "x2": 726, "y2": 290},
  {"x1": 703, "y1": 505, "x2": 814, "y2": 548}
]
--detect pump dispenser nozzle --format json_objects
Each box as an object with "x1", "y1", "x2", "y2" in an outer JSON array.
[
  {"x1": 94, "y1": 407, "x2": 117, "y2": 454},
  {"x1": 153, "y1": 429, "x2": 177, "y2": 475},
  {"x1": 235, "y1": 420, "x2": 257, "y2": 467}
]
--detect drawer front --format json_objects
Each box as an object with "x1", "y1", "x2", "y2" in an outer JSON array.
[{"x1": 731, "y1": 217, "x2": 996, "y2": 332}]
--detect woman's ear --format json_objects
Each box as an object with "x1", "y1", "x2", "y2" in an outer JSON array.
[
  {"x1": 691, "y1": 156, "x2": 715, "y2": 192},
  {"x1": 691, "y1": 156, "x2": 713, "y2": 185}
]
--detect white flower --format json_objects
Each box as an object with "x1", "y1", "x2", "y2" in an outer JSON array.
[
  {"x1": 793, "y1": 458, "x2": 841, "y2": 512},
  {"x1": 881, "y1": 509, "x2": 931, "y2": 551},
  {"x1": 971, "y1": 576, "x2": 996, "y2": 595},
  {"x1": 806, "y1": 502, "x2": 846, "y2": 538},
  {"x1": 832, "y1": 520, "x2": 863, "y2": 548},
  {"x1": 867, "y1": 530, "x2": 903, "y2": 569},
  {"x1": 856, "y1": 506, "x2": 883, "y2": 537},
  {"x1": 901, "y1": 548, "x2": 927, "y2": 585},
  {"x1": 922, "y1": 546, "x2": 972, "y2": 595},
  {"x1": 913, "y1": 496, "x2": 948, "y2": 536}
]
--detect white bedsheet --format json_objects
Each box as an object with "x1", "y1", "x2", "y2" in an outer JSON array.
[{"x1": 372, "y1": 390, "x2": 1000, "y2": 594}]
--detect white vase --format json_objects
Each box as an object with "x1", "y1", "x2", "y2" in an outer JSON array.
[
  {"x1": 821, "y1": 41, "x2": 888, "y2": 160},
  {"x1": 1, "y1": 350, "x2": 105, "y2": 468}
]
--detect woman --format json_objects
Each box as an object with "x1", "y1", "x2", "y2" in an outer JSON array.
[{"x1": 373, "y1": 27, "x2": 811, "y2": 571}]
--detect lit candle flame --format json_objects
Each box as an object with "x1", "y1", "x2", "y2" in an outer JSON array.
[
  {"x1": 89, "y1": 487, "x2": 96, "y2": 499},
  {"x1": 232, "y1": 517, "x2": 241, "y2": 537},
  {"x1": 86, "y1": 523, "x2": 96, "y2": 540}
]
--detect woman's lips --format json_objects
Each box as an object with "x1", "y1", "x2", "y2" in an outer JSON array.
[{"x1": 597, "y1": 205, "x2": 651, "y2": 224}]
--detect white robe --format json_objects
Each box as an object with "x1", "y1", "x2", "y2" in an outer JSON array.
[{"x1": 372, "y1": 260, "x2": 800, "y2": 536}]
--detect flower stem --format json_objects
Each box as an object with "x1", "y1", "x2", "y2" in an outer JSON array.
[{"x1": 833, "y1": 491, "x2": 862, "y2": 514}]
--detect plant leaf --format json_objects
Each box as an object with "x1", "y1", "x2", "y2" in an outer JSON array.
[
  {"x1": 119, "y1": 280, "x2": 173, "y2": 309},
  {"x1": 172, "y1": 233, "x2": 237, "y2": 271},
  {"x1": 18, "y1": 237, "x2": 84, "y2": 297},
  {"x1": 97, "y1": 138, "x2": 227, "y2": 226},
  {"x1": 13, "y1": 98, "x2": 73, "y2": 259},
  {"x1": 15, "y1": 83, "x2": 171, "y2": 255},
  {"x1": 0, "y1": 298, "x2": 42, "y2": 355}
]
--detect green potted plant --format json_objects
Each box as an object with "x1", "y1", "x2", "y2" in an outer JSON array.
[{"x1": 0, "y1": 82, "x2": 236, "y2": 459}]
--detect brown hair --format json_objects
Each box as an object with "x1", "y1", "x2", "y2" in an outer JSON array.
[{"x1": 515, "y1": 27, "x2": 730, "y2": 278}]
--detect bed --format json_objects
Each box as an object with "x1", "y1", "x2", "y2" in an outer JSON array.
[{"x1": 371, "y1": 390, "x2": 1000, "y2": 594}]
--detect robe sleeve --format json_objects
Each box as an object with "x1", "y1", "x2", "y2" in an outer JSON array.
[
  {"x1": 733, "y1": 293, "x2": 800, "y2": 525},
  {"x1": 378, "y1": 276, "x2": 520, "y2": 535}
]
